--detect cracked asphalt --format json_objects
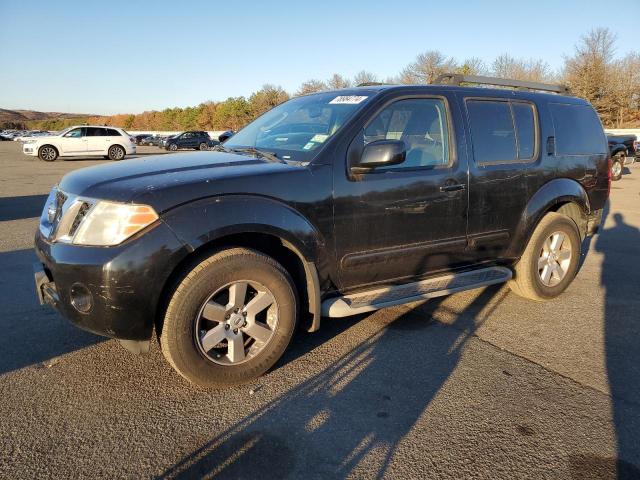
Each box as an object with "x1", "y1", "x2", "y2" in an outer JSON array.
[{"x1": 0, "y1": 142, "x2": 639, "y2": 479}]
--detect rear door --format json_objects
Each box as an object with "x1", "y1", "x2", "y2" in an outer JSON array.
[
  {"x1": 463, "y1": 96, "x2": 539, "y2": 259},
  {"x1": 85, "y1": 127, "x2": 108, "y2": 154}
]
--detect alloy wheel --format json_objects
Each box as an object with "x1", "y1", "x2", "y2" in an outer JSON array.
[
  {"x1": 538, "y1": 231, "x2": 572, "y2": 287},
  {"x1": 195, "y1": 280, "x2": 278, "y2": 365}
]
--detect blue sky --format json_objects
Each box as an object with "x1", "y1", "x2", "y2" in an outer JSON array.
[{"x1": 0, "y1": 0, "x2": 637, "y2": 115}]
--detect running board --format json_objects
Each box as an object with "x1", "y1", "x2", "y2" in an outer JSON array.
[{"x1": 322, "y1": 266, "x2": 512, "y2": 318}]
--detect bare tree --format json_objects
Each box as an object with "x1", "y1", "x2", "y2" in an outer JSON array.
[
  {"x1": 563, "y1": 27, "x2": 617, "y2": 124},
  {"x1": 353, "y1": 70, "x2": 379, "y2": 85},
  {"x1": 398, "y1": 50, "x2": 458, "y2": 84},
  {"x1": 457, "y1": 57, "x2": 488, "y2": 76},
  {"x1": 296, "y1": 79, "x2": 328, "y2": 96},
  {"x1": 327, "y1": 73, "x2": 352, "y2": 89},
  {"x1": 492, "y1": 54, "x2": 554, "y2": 82}
]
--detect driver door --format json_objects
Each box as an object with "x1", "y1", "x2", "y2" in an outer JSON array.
[
  {"x1": 59, "y1": 127, "x2": 87, "y2": 155},
  {"x1": 332, "y1": 94, "x2": 469, "y2": 289}
]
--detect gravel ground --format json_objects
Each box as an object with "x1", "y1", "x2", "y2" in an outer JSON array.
[{"x1": 0, "y1": 142, "x2": 639, "y2": 479}]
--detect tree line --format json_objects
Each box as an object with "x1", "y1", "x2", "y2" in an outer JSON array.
[{"x1": 24, "y1": 27, "x2": 640, "y2": 132}]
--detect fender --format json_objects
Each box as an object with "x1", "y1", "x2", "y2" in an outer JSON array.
[
  {"x1": 609, "y1": 145, "x2": 627, "y2": 157},
  {"x1": 505, "y1": 178, "x2": 590, "y2": 258},
  {"x1": 161, "y1": 194, "x2": 326, "y2": 331}
]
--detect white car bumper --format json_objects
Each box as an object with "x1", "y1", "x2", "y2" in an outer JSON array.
[{"x1": 22, "y1": 144, "x2": 38, "y2": 156}]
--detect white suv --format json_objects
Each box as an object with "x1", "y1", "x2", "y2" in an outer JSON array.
[{"x1": 23, "y1": 126, "x2": 136, "y2": 162}]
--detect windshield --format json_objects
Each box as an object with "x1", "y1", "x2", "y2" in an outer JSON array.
[{"x1": 223, "y1": 92, "x2": 371, "y2": 162}]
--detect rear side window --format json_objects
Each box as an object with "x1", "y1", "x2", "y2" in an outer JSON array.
[
  {"x1": 466, "y1": 99, "x2": 538, "y2": 164},
  {"x1": 107, "y1": 129, "x2": 121, "y2": 136},
  {"x1": 86, "y1": 127, "x2": 107, "y2": 136},
  {"x1": 549, "y1": 103, "x2": 606, "y2": 155}
]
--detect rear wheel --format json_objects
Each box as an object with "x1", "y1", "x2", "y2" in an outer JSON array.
[
  {"x1": 611, "y1": 153, "x2": 624, "y2": 181},
  {"x1": 160, "y1": 248, "x2": 297, "y2": 387},
  {"x1": 199, "y1": 142, "x2": 208, "y2": 151},
  {"x1": 509, "y1": 212, "x2": 581, "y2": 301},
  {"x1": 38, "y1": 145, "x2": 58, "y2": 162},
  {"x1": 108, "y1": 145, "x2": 126, "y2": 160}
]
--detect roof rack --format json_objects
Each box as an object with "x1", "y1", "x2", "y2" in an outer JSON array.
[{"x1": 434, "y1": 73, "x2": 570, "y2": 94}]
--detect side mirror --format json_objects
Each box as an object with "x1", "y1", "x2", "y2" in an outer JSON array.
[
  {"x1": 218, "y1": 131, "x2": 234, "y2": 143},
  {"x1": 352, "y1": 139, "x2": 406, "y2": 172}
]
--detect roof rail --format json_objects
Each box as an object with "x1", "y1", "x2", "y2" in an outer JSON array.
[
  {"x1": 356, "y1": 82, "x2": 389, "y2": 87},
  {"x1": 434, "y1": 73, "x2": 570, "y2": 94}
]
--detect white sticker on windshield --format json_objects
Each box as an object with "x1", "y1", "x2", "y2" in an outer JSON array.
[
  {"x1": 310, "y1": 134, "x2": 329, "y2": 143},
  {"x1": 329, "y1": 95, "x2": 368, "y2": 105},
  {"x1": 303, "y1": 142, "x2": 315, "y2": 150}
]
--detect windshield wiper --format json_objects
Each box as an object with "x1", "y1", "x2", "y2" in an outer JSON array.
[{"x1": 228, "y1": 147, "x2": 282, "y2": 163}]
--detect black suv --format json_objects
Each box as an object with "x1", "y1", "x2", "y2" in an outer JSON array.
[
  {"x1": 34, "y1": 75, "x2": 609, "y2": 387},
  {"x1": 164, "y1": 130, "x2": 216, "y2": 151},
  {"x1": 607, "y1": 133, "x2": 637, "y2": 181}
]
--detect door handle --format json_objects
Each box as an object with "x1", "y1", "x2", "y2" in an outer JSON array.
[{"x1": 440, "y1": 184, "x2": 466, "y2": 192}]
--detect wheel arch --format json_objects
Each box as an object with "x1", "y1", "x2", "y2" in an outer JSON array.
[
  {"x1": 156, "y1": 196, "x2": 327, "y2": 335},
  {"x1": 38, "y1": 143, "x2": 59, "y2": 156},
  {"x1": 506, "y1": 178, "x2": 590, "y2": 258}
]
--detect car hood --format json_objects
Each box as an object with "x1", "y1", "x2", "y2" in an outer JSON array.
[{"x1": 58, "y1": 151, "x2": 302, "y2": 212}]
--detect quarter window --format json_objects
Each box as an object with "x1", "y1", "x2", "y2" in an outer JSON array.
[
  {"x1": 107, "y1": 129, "x2": 121, "y2": 136},
  {"x1": 466, "y1": 99, "x2": 538, "y2": 164},
  {"x1": 549, "y1": 103, "x2": 606, "y2": 155},
  {"x1": 364, "y1": 98, "x2": 450, "y2": 170}
]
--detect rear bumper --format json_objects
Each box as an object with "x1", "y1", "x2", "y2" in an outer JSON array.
[{"x1": 34, "y1": 221, "x2": 190, "y2": 341}]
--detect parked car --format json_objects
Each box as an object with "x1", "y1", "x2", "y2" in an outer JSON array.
[
  {"x1": 163, "y1": 131, "x2": 217, "y2": 151},
  {"x1": 34, "y1": 75, "x2": 609, "y2": 387},
  {"x1": 607, "y1": 133, "x2": 638, "y2": 181},
  {"x1": 140, "y1": 135, "x2": 164, "y2": 146},
  {"x1": 134, "y1": 134, "x2": 152, "y2": 145},
  {"x1": 23, "y1": 125, "x2": 136, "y2": 161}
]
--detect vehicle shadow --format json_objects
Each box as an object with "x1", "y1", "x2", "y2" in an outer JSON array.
[
  {"x1": 158, "y1": 285, "x2": 505, "y2": 479},
  {"x1": 0, "y1": 194, "x2": 48, "y2": 221},
  {"x1": 0, "y1": 248, "x2": 104, "y2": 375},
  {"x1": 595, "y1": 211, "x2": 640, "y2": 478}
]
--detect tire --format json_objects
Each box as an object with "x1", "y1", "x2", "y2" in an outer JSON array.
[
  {"x1": 611, "y1": 154, "x2": 624, "y2": 181},
  {"x1": 160, "y1": 248, "x2": 297, "y2": 387},
  {"x1": 169, "y1": 143, "x2": 178, "y2": 151},
  {"x1": 508, "y1": 212, "x2": 581, "y2": 301},
  {"x1": 38, "y1": 145, "x2": 58, "y2": 162},
  {"x1": 199, "y1": 142, "x2": 208, "y2": 151},
  {"x1": 108, "y1": 145, "x2": 126, "y2": 161}
]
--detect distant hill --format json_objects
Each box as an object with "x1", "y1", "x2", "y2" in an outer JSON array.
[{"x1": 0, "y1": 108, "x2": 96, "y2": 123}]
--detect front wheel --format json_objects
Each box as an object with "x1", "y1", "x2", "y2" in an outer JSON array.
[
  {"x1": 160, "y1": 248, "x2": 297, "y2": 387},
  {"x1": 611, "y1": 154, "x2": 624, "y2": 181},
  {"x1": 168, "y1": 143, "x2": 178, "y2": 151},
  {"x1": 108, "y1": 145, "x2": 126, "y2": 161},
  {"x1": 508, "y1": 212, "x2": 581, "y2": 301},
  {"x1": 38, "y1": 145, "x2": 58, "y2": 162}
]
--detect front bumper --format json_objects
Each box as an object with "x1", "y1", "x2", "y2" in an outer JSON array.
[
  {"x1": 34, "y1": 220, "x2": 190, "y2": 341},
  {"x1": 22, "y1": 144, "x2": 38, "y2": 156}
]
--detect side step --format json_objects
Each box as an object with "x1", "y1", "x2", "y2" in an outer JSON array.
[{"x1": 322, "y1": 266, "x2": 512, "y2": 318}]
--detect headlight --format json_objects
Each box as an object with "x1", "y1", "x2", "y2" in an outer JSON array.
[{"x1": 72, "y1": 201, "x2": 159, "y2": 246}]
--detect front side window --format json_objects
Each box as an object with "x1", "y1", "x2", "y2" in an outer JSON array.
[
  {"x1": 364, "y1": 98, "x2": 450, "y2": 170},
  {"x1": 224, "y1": 92, "x2": 372, "y2": 162},
  {"x1": 466, "y1": 99, "x2": 538, "y2": 164},
  {"x1": 64, "y1": 128, "x2": 84, "y2": 138}
]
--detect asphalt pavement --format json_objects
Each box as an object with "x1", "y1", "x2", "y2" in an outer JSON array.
[{"x1": 0, "y1": 142, "x2": 639, "y2": 479}]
